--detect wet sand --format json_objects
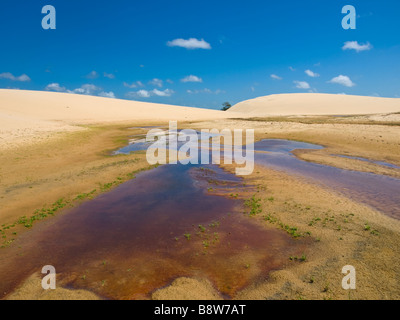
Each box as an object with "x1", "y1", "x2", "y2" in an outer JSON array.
[
  {"x1": 253, "y1": 139, "x2": 400, "y2": 219},
  {"x1": 1, "y1": 115, "x2": 400, "y2": 299},
  {"x1": 1, "y1": 163, "x2": 308, "y2": 300}
]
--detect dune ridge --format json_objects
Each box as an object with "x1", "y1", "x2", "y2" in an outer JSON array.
[
  {"x1": 2, "y1": 90, "x2": 400, "y2": 149},
  {"x1": 0, "y1": 89, "x2": 233, "y2": 124},
  {"x1": 229, "y1": 93, "x2": 400, "y2": 116},
  {"x1": 0, "y1": 89, "x2": 237, "y2": 149}
]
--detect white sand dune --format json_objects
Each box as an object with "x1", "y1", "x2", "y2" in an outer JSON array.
[
  {"x1": 229, "y1": 93, "x2": 400, "y2": 116},
  {"x1": 0, "y1": 89, "x2": 238, "y2": 149},
  {"x1": 0, "y1": 89, "x2": 233, "y2": 124},
  {"x1": 2, "y1": 90, "x2": 400, "y2": 149}
]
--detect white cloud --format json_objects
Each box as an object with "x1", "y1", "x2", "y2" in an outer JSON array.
[
  {"x1": 72, "y1": 84, "x2": 100, "y2": 95},
  {"x1": 127, "y1": 88, "x2": 174, "y2": 98},
  {"x1": 136, "y1": 90, "x2": 151, "y2": 98},
  {"x1": 123, "y1": 81, "x2": 144, "y2": 88},
  {"x1": 181, "y1": 75, "x2": 203, "y2": 83},
  {"x1": 149, "y1": 78, "x2": 163, "y2": 88},
  {"x1": 123, "y1": 82, "x2": 135, "y2": 88},
  {"x1": 187, "y1": 88, "x2": 224, "y2": 94},
  {"x1": 0, "y1": 72, "x2": 31, "y2": 82},
  {"x1": 270, "y1": 74, "x2": 282, "y2": 80},
  {"x1": 305, "y1": 69, "x2": 319, "y2": 78},
  {"x1": 45, "y1": 82, "x2": 116, "y2": 98},
  {"x1": 328, "y1": 75, "x2": 356, "y2": 87},
  {"x1": 166, "y1": 79, "x2": 174, "y2": 84},
  {"x1": 152, "y1": 89, "x2": 174, "y2": 97},
  {"x1": 289, "y1": 66, "x2": 296, "y2": 71},
  {"x1": 294, "y1": 81, "x2": 310, "y2": 89},
  {"x1": 45, "y1": 83, "x2": 67, "y2": 92},
  {"x1": 342, "y1": 41, "x2": 372, "y2": 52},
  {"x1": 167, "y1": 38, "x2": 211, "y2": 50},
  {"x1": 46, "y1": 83, "x2": 99, "y2": 95},
  {"x1": 16, "y1": 74, "x2": 30, "y2": 82},
  {"x1": 103, "y1": 72, "x2": 115, "y2": 79},
  {"x1": 99, "y1": 91, "x2": 116, "y2": 98},
  {"x1": 85, "y1": 71, "x2": 99, "y2": 79}
]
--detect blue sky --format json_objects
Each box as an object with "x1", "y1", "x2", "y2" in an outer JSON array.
[{"x1": 0, "y1": 0, "x2": 399, "y2": 109}]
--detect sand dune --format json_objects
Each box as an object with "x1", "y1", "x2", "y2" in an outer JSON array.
[
  {"x1": 0, "y1": 89, "x2": 237, "y2": 149},
  {"x1": 229, "y1": 93, "x2": 400, "y2": 116},
  {"x1": 0, "y1": 89, "x2": 233, "y2": 124},
  {"x1": 2, "y1": 90, "x2": 400, "y2": 149}
]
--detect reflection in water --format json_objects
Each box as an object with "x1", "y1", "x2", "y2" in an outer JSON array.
[
  {"x1": 253, "y1": 139, "x2": 400, "y2": 220},
  {"x1": 118, "y1": 134, "x2": 400, "y2": 219},
  {"x1": 0, "y1": 160, "x2": 306, "y2": 299}
]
